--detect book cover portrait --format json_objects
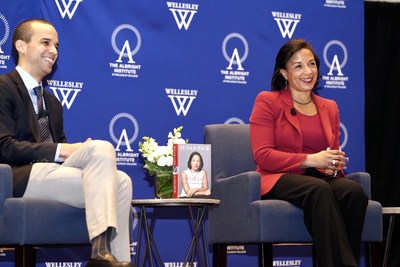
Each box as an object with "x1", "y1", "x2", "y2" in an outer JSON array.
[{"x1": 173, "y1": 143, "x2": 212, "y2": 198}]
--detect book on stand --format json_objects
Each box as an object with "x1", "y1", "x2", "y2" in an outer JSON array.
[{"x1": 172, "y1": 143, "x2": 212, "y2": 198}]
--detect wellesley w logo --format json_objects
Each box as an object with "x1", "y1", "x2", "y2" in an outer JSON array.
[
  {"x1": 55, "y1": 0, "x2": 83, "y2": 19},
  {"x1": 167, "y1": 1, "x2": 199, "y2": 30},
  {"x1": 165, "y1": 88, "x2": 198, "y2": 116},
  {"x1": 45, "y1": 262, "x2": 82, "y2": 267},
  {"x1": 271, "y1": 11, "x2": 302, "y2": 39},
  {"x1": 47, "y1": 80, "x2": 83, "y2": 109}
]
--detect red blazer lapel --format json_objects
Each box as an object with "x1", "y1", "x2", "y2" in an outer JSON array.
[{"x1": 281, "y1": 88, "x2": 302, "y2": 138}]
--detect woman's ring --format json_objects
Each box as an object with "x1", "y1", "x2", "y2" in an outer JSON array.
[{"x1": 332, "y1": 159, "x2": 336, "y2": 166}]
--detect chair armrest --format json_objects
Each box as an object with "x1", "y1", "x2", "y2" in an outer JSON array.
[
  {"x1": 211, "y1": 171, "x2": 261, "y2": 218},
  {"x1": 208, "y1": 171, "x2": 261, "y2": 243},
  {"x1": 0, "y1": 164, "x2": 13, "y2": 213},
  {"x1": 346, "y1": 172, "x2": 371, "y2": 199}
]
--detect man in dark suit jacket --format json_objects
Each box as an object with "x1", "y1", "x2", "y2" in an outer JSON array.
[
  {"x1": 0, "y1": 68, "x2": 65, "y2": 197},
  {"x1": 0, "y1": 19, "x2": 133, "y2": 267}
]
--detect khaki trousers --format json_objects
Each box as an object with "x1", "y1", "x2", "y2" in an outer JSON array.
[{"x1": 23, "y1": 140, "x2": 133, "y2": 261}]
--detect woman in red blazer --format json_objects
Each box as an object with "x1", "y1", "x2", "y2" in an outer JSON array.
[{"x1": 250, "y1": 39, "x2": 367, "y2": 267}]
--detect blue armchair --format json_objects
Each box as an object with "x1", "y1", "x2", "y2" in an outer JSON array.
[
  {"x1": 0, "y1": 163, "x2": 90, "y2": 267},
  {"x1": 204, "y1": 124, "x2": 382, "y2": 267}
]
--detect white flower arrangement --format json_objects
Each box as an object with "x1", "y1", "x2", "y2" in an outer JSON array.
[{"x1": 138, "y1": 126, "x2": 187, "y2": 197}]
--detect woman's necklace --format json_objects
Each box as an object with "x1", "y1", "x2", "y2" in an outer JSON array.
[{"x1": 292, "y1": 96, "x2": 312, "y2": 105}]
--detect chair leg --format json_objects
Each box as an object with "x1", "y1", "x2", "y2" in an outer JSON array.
[
  {"x1": 213, "y1": 243, "x2": 227, "y2": 267},
  {"x1": 311, "y1": 245, "x2": 318, "y2": 267},
  {"x1": 365, "y1": 242, "x2": 381, "y2": 267},
  {"x1": 15, "y1": 245, "x2": 36, "y2": 267},
  {"x1": 259, "y1": 243, "x2": 273, "y2": 267}
]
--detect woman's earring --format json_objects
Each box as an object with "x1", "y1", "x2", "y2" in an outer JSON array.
[{"x1": 285, "y1": 79, "x2": 288, "y2": 89}]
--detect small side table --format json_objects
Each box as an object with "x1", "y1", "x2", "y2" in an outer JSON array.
[
  {"x1": 131, "y1": 198, "x2": 220, "y2": 267},
  {"x1": 382, "y1": 207, "x2": 400, "y2": 267}
]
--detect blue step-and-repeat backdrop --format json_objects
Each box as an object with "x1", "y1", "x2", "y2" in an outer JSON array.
[{"x1": 0, "y1": 0, "x2": 365, "y2": 266}]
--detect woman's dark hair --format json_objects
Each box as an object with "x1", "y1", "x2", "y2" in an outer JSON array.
[
  {"x1": 271, "y1": 39, "x2": 320, "y2": 91},
  {"x1": 187, "y1": 151, "x2": 204, "y2": 170}
]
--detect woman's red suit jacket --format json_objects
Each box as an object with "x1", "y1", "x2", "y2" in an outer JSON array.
[{"x1": 249, "y1": 88, "x2": 343, "y2": 196}]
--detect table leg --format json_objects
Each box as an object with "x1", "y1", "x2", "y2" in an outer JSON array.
[
  {"x1": 382, "y1": 214, "x2": 396, "y2": 267},
  {"x1": 201, "y1": 216, "x2": 210, "y2": 267},
  {"x1": 134, "y1": 207, "x2": 143, "y2": 267},
  {"x1": 135, "y1": 206, "x2": 164, "y2": 267},
  {"x1": 184, "y1": 207, "x2": 198, "y2": 265},
  {"x1": 184, "y1": 206, "x2": 209, "y2": 267}
]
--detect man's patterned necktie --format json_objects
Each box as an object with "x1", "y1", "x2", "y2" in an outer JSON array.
[{"x1": 33, "y1": 86, "x2": 54, "y2": 143}]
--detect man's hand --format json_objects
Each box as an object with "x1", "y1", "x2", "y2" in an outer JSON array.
[{"x1": 59, "y1": 138, "x2": 92, "y2": 159}]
